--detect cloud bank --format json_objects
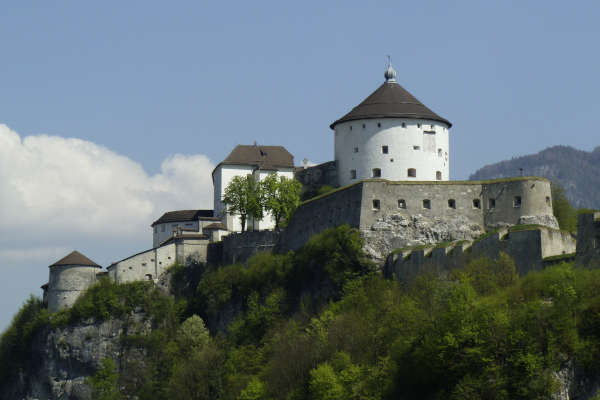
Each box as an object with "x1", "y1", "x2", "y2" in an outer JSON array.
[{"x1": 0, "y1": 124, "x2": 215, "y2": 244}]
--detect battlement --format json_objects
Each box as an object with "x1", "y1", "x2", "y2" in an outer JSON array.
[{"x1": 384, "y1": 225, "x2": 576, "y2": 281}]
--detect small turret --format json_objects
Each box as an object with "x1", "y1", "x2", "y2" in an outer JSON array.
[{"x1": 47, "y1": 250, "x2": 102, "y2": 312}]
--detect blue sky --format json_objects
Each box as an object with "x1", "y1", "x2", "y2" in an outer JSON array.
[{"x1": 1, "y1": 1, "x2": 599, "y2": 330}]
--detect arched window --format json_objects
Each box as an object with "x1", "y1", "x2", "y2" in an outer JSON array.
[
  {"x1": 407, "y1": 168, "x2": 416, "y2": 178},
  {"x1": 436, "y1": 171, "x2": 442, "y2": 180},
  {"x1": 372, "y1": 168, "x2": 381, "y2": 178}
]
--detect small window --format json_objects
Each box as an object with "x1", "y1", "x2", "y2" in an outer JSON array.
[
  {"x1": 350, "y1": 169, "x2": 357, "y2": 179},
  {"x1": 354, "y1": 147, "x2": 359, "y2": 153},
  {"x1": 145, "y1": 274, "x2": 153, "y2": 281},
  {"x1": 372, "y1": 168, "x2": 381, "y2": 178},
  {"x1": 423, "y1": 199, "x2": 431, "y2": 209},
  {"x1": 349, "y1": 125, "x2": 353, "y2": 131},
  {"x1": 438, "y1": 148, "x2": 443, "y2": 157},
  {"x1": 417, "y1": 123, "x2": 421, "y2": 128},
  {"x1": 390, "y1": 158, "x2": 394, "y2": 162},
  {"x1": 362, "y1": 123, "x2": 366, "y2": 129},
  {"x1": 372, "y1": 199, "x2": 381, "y2": 210},
  {"x1": 185, "y1": 223, "x2": 193, "y2": 226},
  {"x1": 489, "y1": 198, "x2": 496, "y2": 209},
  {"x1": 546, "y1": 196, "x2": 551, "y2": 206},
  {"x1": 382, "y1": 145, "x2": 389, "y2": 154},
  {"x1": 377, "y1": 122, "x2": 381, "y2": 128},
  {"x1": 436, "y1": 171, "x2": 442, "y2": 180},
  {"x1": 514, "y1": 196, "x2": 522, "y2": 208},
  {"x1": 401, "y1": 122, "x2": 406, "y2": 128},
  {"x1": 141, "y1": 262, "x2": 147, "y2": 266},
  {"x1": 398, "y1": 199, "x2": 406, "y2": 209},
  {"x1": 413, "y1": 145, "x2": 420, "y2": 150},
  {"x1": 473, "y1": 199, "x2": 481, "y2": 209},
  {"x1": 407, "y1": 168, "x2": 416, "y2": 178},
  {"x1": 430, "y1": 124, "x2": 434, "y2": 129},
  {"x1": 448, "y1": 199, "x2": 456, "y2": 209}
]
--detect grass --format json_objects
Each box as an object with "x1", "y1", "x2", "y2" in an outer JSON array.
[{"x1": 543, "y1": 253, "x2": 576, "y2": 263}]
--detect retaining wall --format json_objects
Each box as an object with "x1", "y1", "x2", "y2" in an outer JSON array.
[{"x1": 576, "y1": 212, "x2": 600, "y2": 268}]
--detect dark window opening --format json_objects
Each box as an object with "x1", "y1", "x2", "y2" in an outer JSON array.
[
  {"x1": 514, "y1": 196, "x2": 522, "y2": 208},
  {"x1": 372, "y1": 168, "x2": 381, "y2": 178},
  {"x1": 362, "y1": 124, "x2": 366, "y2": 129},
  {"x1": 546, "y1": 196, "x2": 551, "y2": 205},
  {"x1": 489, "y1": 198, "x2": 496, "y2": 209},
  {"x1": 401, "y1": 122, "x2": 406, "y2": 128},
  {"x1": 473, "y1": 199, "x2": 481, "y2": 209},
  {"x1": 448, "y1": 199, "x2": 456, "y2": 209},
  {"x1": 436, "y1": 171, "x2": 442, "y2": 180},
  {"x1": 377, "y1": 122, "x2": 381, "y2": 128},
  {"x1": 417, "y1": 123, "x2": 421, "y2": 128},
  {"x1": 353, "y1": 147, "x2": 359, "y2": 153},
  {"x1": 407, "y1": 168, "x2": 416, "y2": 178},
  {"x1": 372, "y1": 199, "x2": 380, "y2": 210},
  {"x1": 413, "y1": 145, "x2": 421, "y2": 150},
  {"x1": 423, "y1": 199, "x2": 431, "y2": 209},
  {"x1": 350, "y1": 170, "x2": 356, "y2": 179},
  {"x1": 382, "y1": 145, "x2": 389, "y2": 154},
  {"x1": 398, "y1": 199, "x2": 406, "y2": 209}
]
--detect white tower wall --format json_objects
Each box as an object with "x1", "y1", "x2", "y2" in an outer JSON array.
[{"x1": 335, "y1": 118, "x2": 450, "y2": 187}]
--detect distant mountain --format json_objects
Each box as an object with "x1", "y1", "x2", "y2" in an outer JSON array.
[{"x1": 469, "y1": 145, "x2": 600, "y2": 209}]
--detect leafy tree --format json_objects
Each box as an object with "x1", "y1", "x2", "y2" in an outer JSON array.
[
  {"x1": 87, "y1": 358, "x2": 122, "y2": 400},
  {"x1": 261, "y1": 173, "x2": 302, "y2": 229},
  {"x1": 175, "y1": 315, "x2": 210, "y2": 353},
  {"x1": 551, "y1": 182, "x2": 577, "y2": 231},
  {"x1": 222, "y1": 175, "x2": 263, "y2": 232}
]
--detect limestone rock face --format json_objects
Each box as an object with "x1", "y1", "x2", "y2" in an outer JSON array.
[
  {"x1": 518, "y1": 214, "x2": 560, "y2": 230},
  {"x1": 2, "y1": 313, "x2": 150, "y2": 400},
  {"x1": 361, "y1": 213, "x2": 484, "y2": 263}
]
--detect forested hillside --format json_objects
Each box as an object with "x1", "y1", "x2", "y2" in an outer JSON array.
[
  {"x1": 3, "y1": 226, "x2": 600, "y2": 399},
  {"x1": 470, "y1": 145, "x2": 600, "y2": 209}
]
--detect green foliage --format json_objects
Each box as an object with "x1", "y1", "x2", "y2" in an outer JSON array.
[
  {"x1": 223, "y1": 175, "x2": 264, "y2": 231},
  {"x1": 552, "y1": 182, "x2": 578, "y2": 232},
  {"x1": 300, "y1": 185, "x2": 336, "y2": 201},
  {"x1": 87, "y1": 358, "x2": 122, "y2": 400},
  {"x1": 261, "y1": 173, "x2": 302, "y2": 228},
  {"x1": 0, "y1": 296, "x2": 48, "y2": 385},
  {"x1": 458, "y1": 253, "x2": 518, "y2": 295}
]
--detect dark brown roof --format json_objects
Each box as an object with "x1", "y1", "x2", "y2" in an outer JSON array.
[
  {"x1": 330, "y1": 81, "x2": 451, "y2": 129},
  {"x1": 151, "y1": 209, "x2": 217, "y2": 227},
  {"x1": 213, "y1": 145, "x2": 294, "y2": 175},
  {"x1": 49, "y1": 251, "x2": 101, "y2": 268},
  {"x1": 203, "y1": 222, "x2": 227, "y2": 230}
]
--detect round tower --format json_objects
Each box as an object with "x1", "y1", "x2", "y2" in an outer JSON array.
[
  {"x1": 47, "y1": 250, "x2": 102, "y2": 312},
  {"x1": 331, "y1": 60, "x2": 452, "y2": 187}
]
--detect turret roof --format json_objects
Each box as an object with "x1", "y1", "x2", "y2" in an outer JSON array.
[
  {"x1": 49, "y1": 250, "x2": 101, "y2": 268},
  {"x1": 330, "y1": 76, "x2": 451, "y2": 129},
  {"x1": 151, "y1": 209, "x2": 217, "y2": 227}
]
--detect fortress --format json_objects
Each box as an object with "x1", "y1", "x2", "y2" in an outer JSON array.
[{"x1": 41, "y1": 61, "x2": 598, "y2": 312}]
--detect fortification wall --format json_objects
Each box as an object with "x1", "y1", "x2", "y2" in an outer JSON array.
[
  {"x1": 295, "y1": 161, "x2": 338, "y2": 193},
  {"x1": 281, "y1": 182, "x2": 363, "y2": 251},
  {"x1": 384, "y1": 226, "x2": 576, "y2": 282},
  {"x1": 576, "y1": 212, "x2": 600, "y2": 268},
  {"x1": 221, "y1": 230, "x2": 281, "y2": 265},
  {"x1": 47, "y1": 265, "x2": 101, "y2": 312},
  {"x1": 108, "y1": 244, "x2": 176, "y2": 284}
]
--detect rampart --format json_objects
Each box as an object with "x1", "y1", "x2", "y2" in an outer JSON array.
[
  {"x1": 295, "y1": 161, "x2": 338, "y2": 194},
  {"x1": 282, "y1": 177, "x2": 556, "y2": 253},
  {"x1": 221, "y1": 230, "x2": 281, "y2": 265},
  {"x1": 576, "y1": 212, "x2": 600, "y2": 268},
  {"x1": 384, "y1": 225, "x2": 576, "y2": 282}
]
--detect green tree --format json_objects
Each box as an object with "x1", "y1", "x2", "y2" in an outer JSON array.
[
  {"x1": 223, "y1": 175, "x2": 264, "y2": 232},
  {"x1": 551, "y1": 182, "x2": 577, "y2": 231},
  {"x1": 261, "y1": 173, "x2": 302, "y2": 229},
  {"x1": 87, "y1": 358, "x2": 122, "y2": 400},
  {"x1": 175, "y1": 315, "x2": 210, "y2": 353}
]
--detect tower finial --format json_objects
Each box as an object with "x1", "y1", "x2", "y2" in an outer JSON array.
[{"x1": 384, "y1": 55, "x2": 397, "y2": 83}]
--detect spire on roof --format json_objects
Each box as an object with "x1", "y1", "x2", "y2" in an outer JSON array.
[{"x1": 384, "y1": 55, "x2": 397, "y2": 83}]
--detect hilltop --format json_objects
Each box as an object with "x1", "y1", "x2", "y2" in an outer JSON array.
[{"x1": 470, "y1": 145, "x2": 600, "y2": 209}]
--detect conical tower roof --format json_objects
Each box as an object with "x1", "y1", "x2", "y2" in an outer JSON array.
[
  {"x1": 330, "y1": 64, "x2": 451, "y2": 129},
  {"x1": 49, "y1": 250, "x2": 101, "y2": 268}
]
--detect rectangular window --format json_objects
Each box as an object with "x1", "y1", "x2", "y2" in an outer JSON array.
[
  {"x1": 350, "y1": 169, "x2": 357, "y2": 179},
  {"x1": 372, "y1": 168, "x2": 381, "y2": 178},
  {"x1": 514, "y1": 196, "x2": 522, "y2": 208},
  {"x1": 398, "y1": 199, "x2": 406, "y2": 209},
  {"x1": 354, "y1": 147, "x2": 359, "y2": 153},
  {"x1": 448, "y1": 199, "x2": 456, "y2": 209},
  {"x1": 413, "y1": 145, "x2": 421, "y2": 150},
  {"x1": 382, "y1": 145, "x2": 389, "y2": 154},
  {"x1": 423, "y1": 199, "x2": 431, "y2": 209},
  {"x1": 489, "y1": 198, "x2": 496, "y2": 209},
  {"x1": 372, "y1": 199, "x2": 381, "y2": 210},
  {"x1": 473, "y1": 199, "x2": 481, "y2": 209}
]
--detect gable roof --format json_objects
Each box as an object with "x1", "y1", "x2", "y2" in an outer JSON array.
[
  {"x1": 49, "y1": 251, "x2": 101, "y2": 268},
  {"x1": 213, "y1": 145, "x2": 294, "y2": 176},
  {"x1": 330, "y1": 81, "x2": 451, "y2": 129},
  {"x1": 151, "y1": 209, "x2": 217, "y2": 227}
]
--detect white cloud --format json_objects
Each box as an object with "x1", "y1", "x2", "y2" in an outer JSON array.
[
  {"x1": 0, "y1": 124, "x2": 215, "y2": 239},
  {"x1": 0, "y1": 247, "x2": 70, "y2": 264}
]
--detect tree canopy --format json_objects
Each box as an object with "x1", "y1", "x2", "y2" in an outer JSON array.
[
  {"x1": 222, "y1": 175, "x2": 263, "y2": 232},
  {"x1": 261, "y1": 173, "x2": 302, "y2": 229}
]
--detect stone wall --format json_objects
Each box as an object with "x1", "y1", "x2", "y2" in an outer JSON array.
[
  {"x1": 221, "y1": 230, "x2": 281, "y2": 265},
  {"x1": 47, "y1": 265, "x2": 102, "y2": 312},
  {"x1": 295, "y1": 161, "x2": 339, "y2": 194},
  {"x1": 576, "y1": 212, "x2": 600, "y2": 268},
  {"x1": 384, "y1": 226, "x2": 577, "y2": 282}
]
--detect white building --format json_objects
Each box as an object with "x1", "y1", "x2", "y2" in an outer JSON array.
[
  {"x1": 331, "y1": 62, "x2": 452, "y2": 187},
  {"x1": 212, "y1": 144, "x2": 295, "y2": 232},
  {"x1": 151, "y1": 209, "x2": 219, "y2": 247}
]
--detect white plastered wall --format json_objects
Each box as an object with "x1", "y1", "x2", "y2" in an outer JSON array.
[
  {"x1": 108, "y1": 243, "x2": 176, "y2": 284},
  {"x1": 334, "y1": 118, "x2": 450, "y2": 187}
]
